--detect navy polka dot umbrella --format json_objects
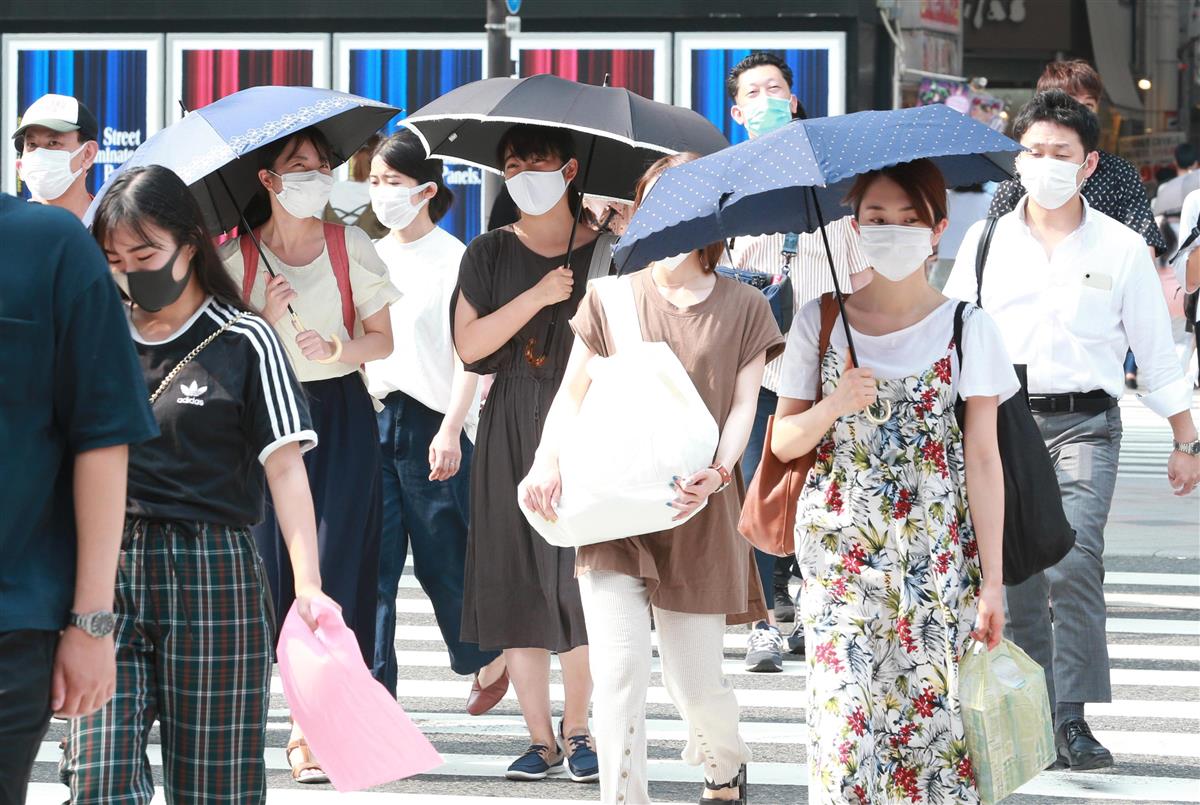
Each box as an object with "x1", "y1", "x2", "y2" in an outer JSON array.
[{"x1": 613, "y1": 103, "x2": 1022, "y2": 375}]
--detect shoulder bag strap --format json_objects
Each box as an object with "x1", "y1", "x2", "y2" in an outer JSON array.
[
  {"x1": 974, "y1": 215, "x2": 999, "y2": 308},
  {"x1": 586, "y1": 233, "x2": 617, "y2": 282},
  {"x1": 593, "y1": 275, "x2": 642, "y2": 355},
  {"x1": 814, "y1": 293, "x2": 840, "y2": 401},
  {"x1": 953, "y1": 300, "x2": 969, "y2": 367},
  {"x1": 240, "y1": 230, "x2": 261, "y2": 303},
  {"x1": 1171, "y1": 224, "x2": 1200, "y2": 264},
  {"x1": 324, "y1": 222, "x2": 356, "y2": 336}
]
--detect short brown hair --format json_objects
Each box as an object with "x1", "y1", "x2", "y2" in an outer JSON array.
[
  {"x1": 844, "y1": 158, "x2": 948, "y2": 229},
  {"x1": 633, "y1": 152, "x2": 724, "y2": 273},
  {"x1": 1037, "y1": 59, "x2": 1103, "y2": 102}
]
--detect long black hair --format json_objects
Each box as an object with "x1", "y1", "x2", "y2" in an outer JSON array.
[
  {"x1": 242, "y1": 126, "x2": 337, "y2": 230},
  {"x1": 92, "y1": 165, "x2": 251, "y2": 312},
  {"x1": 495, "y1": 123, "x2": 583, "y2": 218},
  {"x1": 373, "y1": 129, "x2": 454, "y2": 223}
]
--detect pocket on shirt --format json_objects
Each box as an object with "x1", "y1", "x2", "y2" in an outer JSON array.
[
  {"x1": 1070, "y1": 284, "x2": 1118, "y2": 338},
  {"x1": 0, "y1": 317, "x2": 46, "y2": 403}
]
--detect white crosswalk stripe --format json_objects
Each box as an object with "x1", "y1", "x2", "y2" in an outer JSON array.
[{"x1": 28, "y1": 558, "x2": 1199, "y2": 804}]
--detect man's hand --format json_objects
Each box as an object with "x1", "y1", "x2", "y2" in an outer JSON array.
[
  {"x1": 51, "y1": 628, "x2": 116, "y2": 718},
  {"x1": 1168, "y1": 450, "x2": 1200, "y2": 496}
]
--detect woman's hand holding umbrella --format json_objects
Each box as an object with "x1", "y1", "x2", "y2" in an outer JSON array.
[{"x1": 262, "y1": 273, "x2": 344, "y2": 364}]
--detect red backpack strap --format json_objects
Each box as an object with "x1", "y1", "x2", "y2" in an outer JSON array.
[
  {"x1": 240, "y1": 229, "x2": 261, "y2": 303},
  {"x1": 324, "y1": 222, "x2": 356, "y2": 336}
]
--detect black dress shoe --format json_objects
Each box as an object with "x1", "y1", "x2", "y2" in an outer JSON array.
[{"x1": 1055, "y1": 718, "x2": 1113, "y2": 771}]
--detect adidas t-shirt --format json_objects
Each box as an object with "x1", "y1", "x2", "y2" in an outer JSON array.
[{"x1": 126, "y1": 297, "x2": 317, "y2": 526}]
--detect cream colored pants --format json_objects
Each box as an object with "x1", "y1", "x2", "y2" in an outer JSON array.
[{"x1": 579, "y1": 570, "x2": 752, "y2": 805}]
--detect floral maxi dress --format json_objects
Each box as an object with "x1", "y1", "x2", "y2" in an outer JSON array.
[{"x1": 796, "y1": 334, "x2": 982, "y2": 805}]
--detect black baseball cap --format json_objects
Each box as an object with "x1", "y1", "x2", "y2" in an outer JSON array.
[{"x1": 12, "y1": 94, "x2": 99, "y2": 152}]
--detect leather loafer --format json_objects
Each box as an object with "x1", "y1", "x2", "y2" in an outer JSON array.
[
  {"x1": 1055, "y1": 718, "x2": 1113, "y2": 771},
  {"x1": 467, "y1": 668, "x2": 509, "y2": 716}
]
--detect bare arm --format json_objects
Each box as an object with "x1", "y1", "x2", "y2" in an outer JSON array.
[
  {"x1": 668, "y1": 352, "x2": 767, "y2": 521},
  {"x1": 963, "y1": 395, "x2": 1006, "y2": 650},
  {"x1": 453, "y1": 266, "x2": 572, "y2": 365},
  {"x1": 771, "y1": 358, "x2": 877, "y2": 463},
  {"x1": 429, "y1": 357, "x2": 480, "y2": 482},
  {"x1": 264, "y1": 442, "x2": 331, "y2": 629},
  {"x1": 51, "y1": 444, "x2": 128, "y2": 717},
  {"x1": 296, "y1": 306, "x2": 393, "y2": 366}
]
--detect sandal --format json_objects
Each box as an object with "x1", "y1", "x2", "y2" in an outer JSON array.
[
  {"x1": 699, "y1": 763, "x2": 747, "y2": 804},
  {"x1": 287, "y1": 737, "x2": 330, "y2": 784}
]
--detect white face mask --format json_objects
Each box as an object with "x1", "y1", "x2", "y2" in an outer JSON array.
[
  {"x1": 370, "y1": 181, "x2": 435, "y2": 231},
  {"x1": 655, "y1": 251, "x2": 691, "y2": 271},
  {"x1": 271, "y1": 169, "x2": 335, "y2": 219},
  {"x1": 18, "y1": 143, "x2": 87, "y2": 201},
  {"x1": 857, "y1": 224, "x2": 934, "y2": 282},
  {"x1": 505, "y1": 166, "x2": 568, "y2": 217},
  {"x1": 1018, "y1": 156, "x2": 1085, "y2": 210}
]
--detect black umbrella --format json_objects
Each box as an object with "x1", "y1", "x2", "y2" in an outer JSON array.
[
  {"x1": 404, "y1": 73, "x2": 728, "y2": 361},
  {"x1": 402, "y1": 74, "x2": 729, "y2": 201}
]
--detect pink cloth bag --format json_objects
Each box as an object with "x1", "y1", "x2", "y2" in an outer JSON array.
[{"x1": 277, "y1": 598, "x2": 443, "y2": 791}]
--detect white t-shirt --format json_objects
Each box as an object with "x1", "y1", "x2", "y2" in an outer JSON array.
[
  {"x1": 220, "y1": 225, "x2": 400, "y2": 383},
  {"x1": 364, "y1": 226, "x2": 480, "y2": 436},
  {"x1": 1175, "y1": 189, "x2": 1200, "y2": 322},
  {"x1": 777, "y1": 297, "x2": 1019, "y2": 404}
]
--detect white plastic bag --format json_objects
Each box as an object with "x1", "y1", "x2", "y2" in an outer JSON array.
[
  {"x1": 518, "y1": 275, "x2": 720, "y2": 548},
  {"x1": 958, "y1": 639, "x2": 1056, "y2": 804}
]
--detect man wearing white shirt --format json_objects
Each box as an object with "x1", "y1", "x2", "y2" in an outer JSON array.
[{"x1": 946, "y1": 90, "x2": 1200, "y2": 772}]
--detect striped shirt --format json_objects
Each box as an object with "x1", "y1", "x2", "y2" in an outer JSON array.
[{"x1": 729, "y1": 216, "x2": 869, "y2": 391}]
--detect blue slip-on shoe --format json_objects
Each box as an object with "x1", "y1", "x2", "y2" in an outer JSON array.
[
  {"x1": 559, "y1": 720, "x2": 599, "y2": 783},
  {"x1": 504, "y1": 743, "x2": 564, "y2": 781}
]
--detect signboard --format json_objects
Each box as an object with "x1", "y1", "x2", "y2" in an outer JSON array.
[
  {"x1": 2, "y1": 33, "x2": 162, "y2": 196},
  {"x1": 898, "y1": 0, "x2": 964, "y2": 34},
  {"x1": 167, "y1": 34, "x2": 330, "y2": 121},
  {"x1": 674, "y1": 33, "x2": 846, "y2": 145},
  {"x1": 512, "y1": 33, "x2": 671, "y2": 101},
  {"x1": 335, "y1": 34, "x2": 485, "y2": 245},
  {"x1": 1119, "y1": 132, "x2": 1186, "y2": 182}
]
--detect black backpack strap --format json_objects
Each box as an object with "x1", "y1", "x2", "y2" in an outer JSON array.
[
  {"x1": 1171, "y1": 224, "x2": 1200, "y2": 264},
  {"x1": 953, "y1": 300, "x2": 968, "y2": 367},
  {"x1": 974, "y1": 215, "x2": 999, "y2": 307}
]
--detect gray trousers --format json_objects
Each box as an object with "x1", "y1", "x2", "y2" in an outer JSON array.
[{"x1": 1005, "y1": 406, "x2": 1123, "y2": 707}]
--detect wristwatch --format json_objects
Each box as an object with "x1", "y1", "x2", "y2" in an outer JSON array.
[
  {"x1": 68, "y1": 610, "x2": 116, "y2": 638},
  {"x1": 1174, "y1": 439, "x2": 1200, "y2": 456},
  {"x1": 709, "y1": 462, "x2": 733, "y2": 493}
]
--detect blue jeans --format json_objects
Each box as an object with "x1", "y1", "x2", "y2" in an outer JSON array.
[
  {"x1": 374, "y1": 391, "x2": 500, "y2": 696},
  {"x1": 742, "y1": 386, "x2": 790, "y2": 610}
]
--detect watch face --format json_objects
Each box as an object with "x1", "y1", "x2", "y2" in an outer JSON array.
[{"x1": 93, "y1": 611, "x2": 116, "y2": 634}]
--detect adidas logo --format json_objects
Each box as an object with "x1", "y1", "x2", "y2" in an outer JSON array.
[{"x1": 176, "y1": 380, "x2": 207, "y2": 407}]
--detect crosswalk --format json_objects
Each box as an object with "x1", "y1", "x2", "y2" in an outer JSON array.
[{"x1": 26, "y1": 555, "x2": 1200, "y2": 804}]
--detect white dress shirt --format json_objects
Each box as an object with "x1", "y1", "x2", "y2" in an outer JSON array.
[
  {"x1": 945, "y1": 196, "x2": 1192, "y2": 419},
  {"x1": 1174, "y1": 189, "x2": 1200, "y2": 306}
]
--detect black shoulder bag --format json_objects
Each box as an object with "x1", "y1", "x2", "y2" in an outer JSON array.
[
  {"x1": 1171, "y1": 224, "x2": 1199, "y2": 335},
  {"x1": 953, "y1": 216, "x2": 1075, "y2": 586}
]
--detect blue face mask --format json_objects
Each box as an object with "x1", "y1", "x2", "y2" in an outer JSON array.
[{"x1": 741, "y1": 96, "x2": 793, "y2": 137}]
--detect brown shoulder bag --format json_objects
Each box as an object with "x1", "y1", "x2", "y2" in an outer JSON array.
[{"x1": 737, "y1": 293, "x2": 841, "y2": 556}]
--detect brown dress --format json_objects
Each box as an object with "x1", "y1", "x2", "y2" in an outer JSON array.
[
  {"x1": 453, "y1": 227, "x2": 599, "y2": 653},
  {"x1": 570, "y1": 269, "x2": 785, "y2": 624}
]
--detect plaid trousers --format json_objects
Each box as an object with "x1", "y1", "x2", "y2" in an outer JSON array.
[{"x1": 61, "y1": 520, "x2": 275, "y2": 804}]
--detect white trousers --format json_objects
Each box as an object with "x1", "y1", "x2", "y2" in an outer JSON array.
[{"x1": 579, "y1": 570, "x2": 752, "y2": 805}]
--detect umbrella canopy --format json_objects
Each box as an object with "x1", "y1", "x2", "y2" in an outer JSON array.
[
  {"x1": 84, "y1": 86, "x2": 400, "y2": 233},
  {"x1": 402, "y1": 74, "x2": 729, "y2": 201},
  {"x1": 613, "y1": 104, "x2": 1023, "y2": 272}
]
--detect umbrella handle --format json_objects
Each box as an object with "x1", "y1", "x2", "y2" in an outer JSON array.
[{"x1": 289, "y1": 311, "x2": 343, "y2": 364}]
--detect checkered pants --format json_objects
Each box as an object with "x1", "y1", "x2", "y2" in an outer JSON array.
[{"x1": 60, "y1": 520, "x2": 275, "y2": 804}]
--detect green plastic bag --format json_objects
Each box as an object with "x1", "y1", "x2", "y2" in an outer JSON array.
[{"x1": 958, "y1": 639, "x2": 1055, "y2": 804}]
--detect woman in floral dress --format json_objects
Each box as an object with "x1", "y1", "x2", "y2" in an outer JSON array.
[{"x1": 771, "y1": 159, "x2": 1016, "y2": 804}]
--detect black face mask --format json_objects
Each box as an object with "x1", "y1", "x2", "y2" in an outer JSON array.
[{"x1": 125, "y1": 245, "x2": 191, "y2": 312}]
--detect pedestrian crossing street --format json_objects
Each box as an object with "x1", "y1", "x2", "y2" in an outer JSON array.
[{"x1": 27, "y1": 557, "x2": 1200, "y2": 804}]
